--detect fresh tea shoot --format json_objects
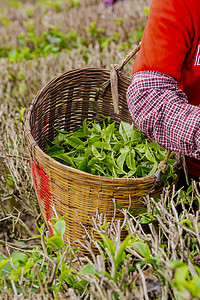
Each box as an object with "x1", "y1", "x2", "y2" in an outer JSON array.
[{"x1": 44, "y1": 117, "x2": 176, "y2": 178}]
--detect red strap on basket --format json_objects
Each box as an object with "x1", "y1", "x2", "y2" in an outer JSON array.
[{"x1": 31, "y1": 159, "x2": 53, "y2": 236}]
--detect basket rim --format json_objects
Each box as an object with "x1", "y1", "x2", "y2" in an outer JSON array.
[
  {"x1": 26, "y1": 66, "x2": 130, "y2": 111},
  {"x1": 24, "y1": 67, "x2": 182, "y2": 184}
]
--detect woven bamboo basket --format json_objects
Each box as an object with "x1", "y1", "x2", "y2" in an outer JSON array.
[{"x1": 25, "y1": 46, "x2": 182, "y2": 253}]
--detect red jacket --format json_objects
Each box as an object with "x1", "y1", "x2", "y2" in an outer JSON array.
[{"x1": 132, "y1": 0, "x2": 200, "y2": 176}]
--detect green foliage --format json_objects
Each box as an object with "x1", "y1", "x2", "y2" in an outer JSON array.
[
  {"x1": 161, "y1": 164, "x2": 177, "y2": 187},
  {"x1": 0, "y1": 23, "x2": 85, "y2": 61},
  {"x1": 1, "y1": 17, "x2": 9, "y2": 27},
  {"x1": 86, "y1": 21, "x2": 119, "y2": 50},
  {"x1": 8, "y1": 0, "x2": 20, "y2": 8},
  {"x1": 133, "y1": 240, "x2": 151, "y2": 258},
  {"x1": 0, "y1": 190, "x2": 200, "y2": 299},
  {"x1": 86, "y1": 21, "x2": 105, "y2": 39},
  {"x1": 171, "y1": 261, "x2": 200, "y2": 299},
  {"x1": 16, "y1": 107, "x2": 26, "y2": 125},
  {"x1": 0, "y1": 4, "x2": 142, "y2": 63},
  {"x1": 38, "y1": 0, "x2": 80, "y2": 11},
  {"x1": 44, "y1": 117, "x2": 176, "y2": 179},
  {"x1": 0, "y1": 218, "x2": 84, "y2": 298},
  {"x1": 128, "y1": 28, "x2": 144, "y2": 44},
  {"x1": 0, "y1": 217, "x2": 135, "y2": 298},
  {"x1": 0, "y1": 17, "x2": 121, "y2": 62},
  {"x1": 79, "y1": 232, "x2": 134, "y2": 285},
  {"x1": 144, "y1": 6, "x2": 150, "y2": 17}
]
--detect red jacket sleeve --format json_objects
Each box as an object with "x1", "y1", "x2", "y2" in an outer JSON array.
[{"x1": 133, "y1": 0, "x2": 193, "y2": 82}]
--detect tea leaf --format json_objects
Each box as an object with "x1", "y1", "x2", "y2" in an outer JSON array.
[
  {"x1": 55, "y1": 153, "x2": 75, "y2": 167},
  {"x1": 82, "y1": 119, "x2": 88, "y2": 135},
  {"x1": 126, "y1": 152, "x2": 136, "y2": 171},
  {"x1": 45, "y1": 145, "x2": 65, "y2": 156},
  {"x1": 53, "y1": 220, "x2": 65, "y2": 236},
  {"x1": 0, "y1": 260, "x2": 9, "y2": 269},
  {"x1": 91, "y1": 145, "x2": 101, "y2": 157},
  {"x1": 65, "y1": 136, "x2": 85, "y2": 149},
  {"x1": 98, "y1": 233, "x2": 115, "y2": 258},
  {"x1": 145, "y1": 147, "x2": 156, "y2": 163},
  {"x1": 148, "y1": 162, "x2": 158, "y2": 176},
  {"x1": 115, "y1": 233, "x2": 134, "y2": 264},
  {"x1": 47, "y1": 236, "x2": 64, "y2": 249},
  {"x1": 102, "y1": 122, "x2": 115, "y2": 143},
  {"x1": 78, "y1": 263, "x2": 100, "y2": 275},
  {"x1": 93, "y1": 141, "x2": 112, "y2": 151},
  {"x1": 133, "y1": 241, "x2": 150, "y2": 258},
  {"x1": 59, "y1": 269, "x2": 74, "y2": 283},
  {"x1": 119, "y1": 122, "x2": 128, "y2": 141},
  {"x1": 117, "y1": 153, "x2": 127, "y2": 170},
  {"x1": 78, "y1": 158, "x2": 88, "y2": 172},
  {"x1": 92, "y1": 163, "x2": 106, "y2": 176}
]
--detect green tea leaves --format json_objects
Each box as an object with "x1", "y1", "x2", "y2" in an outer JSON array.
[
  {"x1": 55, "y1": 153, "x2": 75, "y2": 167},
  {"x1": 117, "y1": 153, "x2": 128, "y2": 170},
  {"x1": 145, "y1": 147, "x2": 156, "y2": 163},
  {"x1": 45, "y1": 145, "x2": 65, "y2": 156},
  {"x1": 102, "y1": 122, "x2": 115, "y2": 143},
  {"x1": 126, "y1": 152, "x2": 136, "y2": 172},
  {"x1": 44, "y1": 118, "x2": 175, "y2": 178},
  {"x1": 78, "y1": 263, "x2": 100, "y2": 276},
  {"x1": 133, "y1": 241, "x2": 151, "y2": 258}
]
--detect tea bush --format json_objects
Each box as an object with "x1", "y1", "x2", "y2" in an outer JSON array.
[{"x1": 0, "y1": 183, "x2": 200, "y2": 299}]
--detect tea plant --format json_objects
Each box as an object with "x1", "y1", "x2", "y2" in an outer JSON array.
[
  {"x1": 15, "y1": 107, "x2": 26, "y2": 126},
  {"x1": 0, "y1": 23, "x2": 85, "y2": 61},
  {"x1": 0, "y1": 182, "x2": 200, "y2": 299},
  {"x1": 0, "y1": 217, "x2": 80, "y2": 299}
]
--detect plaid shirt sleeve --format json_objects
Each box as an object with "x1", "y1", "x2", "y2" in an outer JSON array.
[{"x1": 126, "y1": 71, "x2": 200, "y2": 160}]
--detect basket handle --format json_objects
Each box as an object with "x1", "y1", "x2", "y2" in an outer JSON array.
[
  {"x1": 95, "y1": 43, "x2": 141, "y2": 114},
  {"x1": 110, "y1": 44, "x2": 141, "y2": 114},
  {"x1": 113, "y1": 43, "x2": 141, "y2": 72}
]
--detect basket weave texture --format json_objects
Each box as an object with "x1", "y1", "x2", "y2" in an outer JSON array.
[{"x1": 25, "y1": 67, "x2": 181, "y2": 250}]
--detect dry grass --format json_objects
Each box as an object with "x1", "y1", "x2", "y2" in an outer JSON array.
[{"x1": 0, "y1": 0, "x2": 148, "y2": 47}]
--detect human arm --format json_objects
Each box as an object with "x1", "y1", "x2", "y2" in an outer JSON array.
[{"x1": 127, "y1": 71, "x2": 200, "y2": 160}]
